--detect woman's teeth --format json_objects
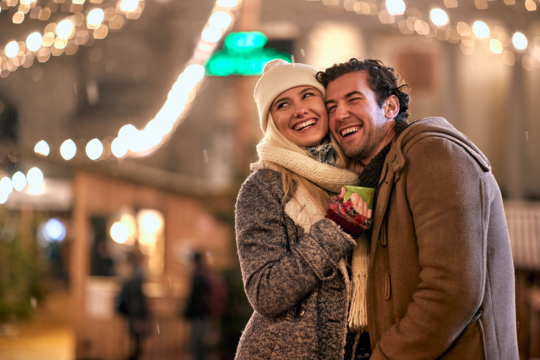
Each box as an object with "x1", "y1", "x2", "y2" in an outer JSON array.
[
  {"x1": 341, "y1": 127, "x2": 360, "y2": 137},
  {"x1": 294, "y1": 119, "x2": 316, "y2": 131}
]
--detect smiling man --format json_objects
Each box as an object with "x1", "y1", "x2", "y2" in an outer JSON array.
[{"x1": 317, "y1": 59, "x2": 519, "y2": 360}]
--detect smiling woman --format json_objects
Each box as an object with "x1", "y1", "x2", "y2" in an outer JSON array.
[
  {"x1": 270, "y1": 85, "x2": 328, "y2": 147},
  {"x1": 234, "y1": 59, "x2": 373, "y2": 360}
]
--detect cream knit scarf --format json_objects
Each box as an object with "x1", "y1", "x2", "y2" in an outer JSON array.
[{"x1": 251, "y1": 143, "x2": 370, "y2": 332}]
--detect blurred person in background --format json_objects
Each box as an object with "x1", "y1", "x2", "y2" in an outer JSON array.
[
  {"x1": 234, "y1": 59, "x2": 373, "y2": 360},
  {"x1": 317, "y1": 58, "x2": 519, "y2": 359},
  {"x1": 117, "y1": 255, "x2": 149, "y2": 360},
  {"x1": 183, "y1": 251, "x2": 210, "y2": 360}
]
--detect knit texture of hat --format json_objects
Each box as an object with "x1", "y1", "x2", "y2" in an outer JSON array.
[{"x1": 254, "y1": 59, "x2": 326, "y2": 133}]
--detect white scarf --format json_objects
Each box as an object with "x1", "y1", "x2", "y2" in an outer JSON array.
[{"x1": 251, "y1": 143, "x2": 369, "y2": 332}]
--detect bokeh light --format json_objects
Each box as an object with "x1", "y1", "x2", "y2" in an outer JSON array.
[
  {"x1": 34, "y1": 140, "x2": 50, "y2": 156},
  {"x1": 26, "y1": 33, "x2": 43, "y2": 52},
  {"x1": 217, "y1": 0, "x2": 239, "y2": 7},
  {"x1": 209, "y1": 11, "x2": 232, "y2": 30},
  {"x1": 86, "y1": 138, "x2": 104, "y2": 160},
  {"x1": 489, "y1": 39, "x2": 503, "y2": 54},
  {"x1": 56, "y1": 19, "x2": 74, "y2": 38},
  {"x1": 473, "y1": 21, "x2": 490, "y2": 39},
  {"x1": 512, "y1": 32, "x2": 528, "y2": 50},
  {"x1": 43, "y1": 219, "x2": 66, "y2": 242},
  {"x1": 27, "y1": 167, "x2": 44, "y2": 188},
  {"x1": 12, "y1": 171, "x2": 27, "y2": 192},
  {"x1": 430, "y1": 9, "x2": 448, "y2": 26},
  {"x1": 87, "y1": 8, "x2": 104, "y2": 28},
  {"x1": 60, "y1": 139, "x2": 77, "y2": 160},
  {"x1": 111, "y1": 137, "x2": 129, "y2": 158},
  {"x1": 120, "y1": 0, "x2": 139, "y2": 12},
  {"x1": 110, "y1": 222, "x2": 129, "y2": 244},
  {"x1": 5, "y1": 41, "x2": 20, "y2": 58},
  {"x1": 0, "y1": 177, "x2": 14, "y2": 198},
  {"x1": 386, "y1": 0, "x2": 405, "y2": 15},
  {"x1": 202, "y1": 27, "x2": 223, "y2": 43}
]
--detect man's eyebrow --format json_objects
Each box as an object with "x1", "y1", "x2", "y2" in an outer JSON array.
[
  {"x1": 345, "y1": 90, "x2": 364, "y2": 98},
  {"x1": 325, "y1": 90, "x2": 364, "y2": 106},
  {"x1": 325, "y1": 99, "x2": 337, "y2": 106}
]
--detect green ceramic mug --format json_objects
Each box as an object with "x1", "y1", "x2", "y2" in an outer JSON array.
[{"x1": 343, "y1": 185, "x2": 376, "y2": 210}]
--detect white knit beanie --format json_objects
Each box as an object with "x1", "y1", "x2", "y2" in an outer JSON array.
[{"x1": 254, "y1": 59, "x2": 326, "y2": 133}]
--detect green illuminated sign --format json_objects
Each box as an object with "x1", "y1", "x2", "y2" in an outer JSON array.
[{"x1": 206, "y1": 32, "x2": 292, "y2": 76}]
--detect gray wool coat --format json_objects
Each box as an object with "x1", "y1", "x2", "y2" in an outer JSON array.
[{"x1": 235, "y1": 168, "x2": 357, "y2": 360}]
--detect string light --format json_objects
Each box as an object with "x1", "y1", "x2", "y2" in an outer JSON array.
[
  {"x1": 12, "y1": 171, "x2": 27, "y2": 192},
  {"x1": 5, "y1": 41, "x2": 19, "y2": 58},
  {"x1": 333, "y1": 1, "x2": 537, "y2": 70},
  {"x1": 430, "y1": 9, "x2": 448, "y2": 26},
  {"x1": 473, "y1": 21, "x2": 490, "y2": 39},
  {"x1": 60, "y1": 139, "x2": 77, "y2": 160},
  {"x1": 26, "y1": 33, "x2": 42, "y2": 51},
  {"x1": 386, "y1": 0, "x2": 405, "y2": 15},
  {"x1": 34, "y1": 140, "x2": 50, "y2": 156},
  {"x1": 86, "y1": 138, "x2": 104, "y2": 160},
  {"x1": 100, "y1": 0, "x2": 242, "y2": 158},
  {"x1": 1, "y1": 0, "x2": 145, "y2": 78},
  {"x1": 87, "y1": 8, "x2": 105, "y2": 28},
  {"x1": 512, "y1": 32, "x2": 528, "y2": 50},
  {"x1": 27, "y1": 167, "x2": 44, "y2": 188}
]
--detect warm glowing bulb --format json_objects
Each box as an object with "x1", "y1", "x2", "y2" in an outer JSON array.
[
  {"x1": 118, "y1": 124, "x2": 138, "y2": 139},
  {"x1": 209, "y1": 11, "x2": 232, "y2": 30},
  {"x1": 120, "y1": 0, "x2": 139, "y2": 12},
  {"x1": 512, "y1": 32, "x2": 528, "y2": 50},
  {"x1": 27, "y1": 167, "x2": 44, "y2": 188},
  {"x1": 12, "y1": 171, "x2": 27, "y2": 192},
  {"x1": 201, "y1": 27, "x2": 223, "y2": 43},
  {"x1": 430, "y1": 9, "x2": 448, "y2": 26},
  {"x1": 86, "y1": 138, "x2": 103, "y2": 160},
  {"x1": 472, "y1": 21, "x2": 490, "y2": 39},
  {"x1": 183, "y1": 64, "x2": 206, "y2": 84},
  {"x1": 0, "y1": 177, "x2": 14, "y2": 197},
  {"x1": 386, "y1": 0, "x2": 405, "y2": 15},
  {"x1": 87, "y1": 8, "x2": 104, "y2": 27},
  {"x1": 5, "y1": 41, "x2": 19, "y2": 58},
  {"x1": 60, "y1": 139, "x2": 77, "y2": 160},
  {"x1": 217, "y1": 0, "x2": 238, "y2": 7},
  {"x1": 56, "y1": 19, "x2": 74, "y2": 38},
  {"x1": 489, "y1": 39, "x2": 503, "y2": 54},
  {"x1": 110, "y1": 222, "x2": 129, "y2": 243},
  {"x1": 111, "y1": 137, "x2": 128, "y2": 158},
  {"x1": 26, "y1": 33, "x2": 43, "y2": 52},
  {"x1": 34, "y1": 140, "x2": 50, "y2": 156}
]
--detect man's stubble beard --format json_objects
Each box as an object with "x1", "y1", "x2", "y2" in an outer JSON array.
[{"x1": 343, "y1": 121, "x2": 388, "y2": 164}]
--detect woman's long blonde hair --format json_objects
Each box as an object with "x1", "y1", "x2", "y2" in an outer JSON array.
[{"x1": 256, "y1": 113, "x2": 349, "y2": 212}]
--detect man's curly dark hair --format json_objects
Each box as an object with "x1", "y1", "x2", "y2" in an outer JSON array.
[{"x1": 316, "y1": 58, "x2": 410, "y2": 122}]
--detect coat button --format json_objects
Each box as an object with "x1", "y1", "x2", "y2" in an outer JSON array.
[
  {"x1": 298, "y1": 309, "x2": 306, "y2": 317},
  {"x1": 324, "y1": 267, "x2": 333, "y2": 277}
]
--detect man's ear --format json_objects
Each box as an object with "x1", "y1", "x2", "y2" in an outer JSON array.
[{"x1": 383, "y1": 95, "x2": 400, "y2": 120}]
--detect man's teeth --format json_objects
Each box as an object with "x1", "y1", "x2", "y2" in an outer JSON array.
[
  {"x1": 341, "y1": 127, "x2": 360, "y2": 136},
  {"x1": 294, "y1": 119, "x2": 316, "y2": 131}
]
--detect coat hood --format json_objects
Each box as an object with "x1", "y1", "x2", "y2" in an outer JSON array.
[{"x1": 388, "y1": 117, "x2": 491, "y2": 175}]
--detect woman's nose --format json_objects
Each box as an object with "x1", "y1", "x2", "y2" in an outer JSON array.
[{"x1": 293, "y1": 103, "x2": 308, "y2": 117}]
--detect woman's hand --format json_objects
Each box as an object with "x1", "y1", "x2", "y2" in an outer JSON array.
[
  {"x1": 325, "y1": 188, "x2": 373, "y2": 238},
  {"x1": 338, "y1": 187, "x2": 372, "y2": 220}
]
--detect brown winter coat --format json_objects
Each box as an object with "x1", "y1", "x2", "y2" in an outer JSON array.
[{"x1": 368, "y1": 117, "x2": 519, "y2": 359}]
